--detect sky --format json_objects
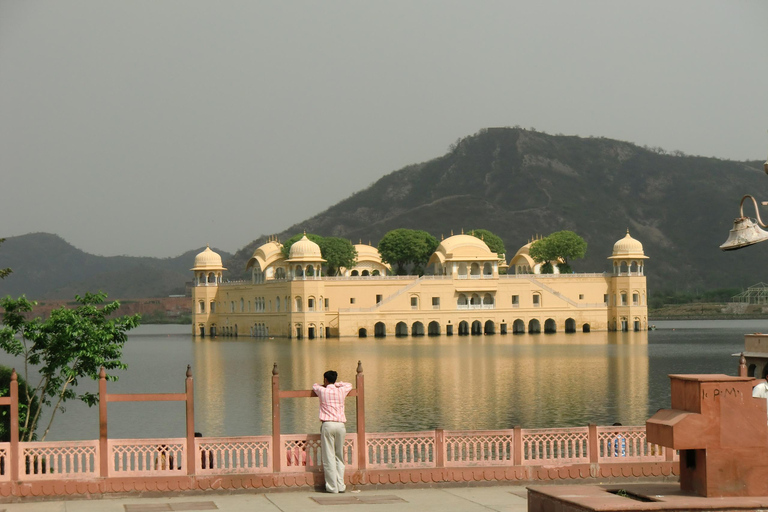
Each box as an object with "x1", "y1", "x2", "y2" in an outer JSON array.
[{"x1": 1, "y1": 1, "x2": 767, "y2": 258}]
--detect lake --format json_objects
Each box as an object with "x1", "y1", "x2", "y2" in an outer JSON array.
[{"x1": 2, "y1": 319, "x2": 765, "y2": 441}]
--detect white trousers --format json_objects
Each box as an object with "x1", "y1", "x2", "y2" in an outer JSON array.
[{"x1": 320, "y1": 421, "x2": 346, "y2": 493}]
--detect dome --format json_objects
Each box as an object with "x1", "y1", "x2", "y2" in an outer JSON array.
[
  {"x1": 354, "y1": 243, "x2": 380, "y2": 259},
  {"x1": 246, "y1": 240, "x2": 284, "y2": 270},
  {"x1": 191, "y1": 245, "x2": 226, "y2": 271},
  {"x1": 439, "y1": 234, "x2": 493, "y2": 255},
  {"x1": 609, "y1": 231, "x2": 648, "y2": 260},
  {"x1": 287, "y1": 235, "x2": 325, "y2": 262}
]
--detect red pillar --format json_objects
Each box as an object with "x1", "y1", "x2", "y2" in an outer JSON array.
[
  {"x1": 355, "y1": 361, "x2": 366, "y2": 470},
  {"x1": 185, "y1": 365, "x2": 196, "y2": 475},
  {"x1": 272, "y1": 363, "x2": 281, "y2": 473},
  {"x1": 98, "y1": 367, "x2": 108, "y2": 477},
  {"x1": 588, "y1": 424, "x2": 599, "y2": 463},
  {"x1": 9, "y1": 370, "x2": 18, "y2": 481},
  {"x1": 434, "y1": 429, "x2": 445, "y2": 468},
  {"x1": 513, "y1": 426, "x2": 522, "y2": 466}
]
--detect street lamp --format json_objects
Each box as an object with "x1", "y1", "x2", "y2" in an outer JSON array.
[{"x1": 719, "y1": 149, "x2": 768, "y2": 251}]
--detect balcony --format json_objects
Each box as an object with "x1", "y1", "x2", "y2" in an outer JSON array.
[{"x1": 457, "y1": 304, "x2": 495, "y2": 310}]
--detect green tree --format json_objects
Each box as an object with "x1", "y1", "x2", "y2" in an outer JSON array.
[
  {"x1": 0, "y1": 292, "x2": 140, "y2": 441},
  {"x1": 0, "y1": 238, "x2": 11, "y2": 280},
  {"x1": 318, "y1": 237, "x2": 357, "y2": 276},
  {"x1": 280, "y1": 233, "x2": 325, "y2": 259},
  {"x1": 469, "y1": 229, "x2": 506, "y2": 256},
  {"x1": 529, "y1": 231, "x2": 587, "y2": 274},
  {"x1": 377, "y1": 229, "x2": 439, "y2": 275},
  {"x1": 0, "y1": 365, "x2": 40, "y2": 442}
]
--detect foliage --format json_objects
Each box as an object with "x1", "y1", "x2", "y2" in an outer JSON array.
[
  {"x1": 0, "y1": 365, "x2": 39, "y2": 442},
  {"x1": 377, "y1": 229, "x2": 439, "y2": 275},
  {"x1": 529, "y1": 231, "x2": 587, "y2": 274},
  {"x1": 280, "y1": 233, "x2": 325, "y2": 259},
  {"x1": 0, "y1": 292, "x2": 140, "y2": 441},
  {"x1": 469, "y1": 229, "x2": 506, "y2": 256},
  {"x1": 318, "y1": 237, "x2": 357, "y2": 276},
  {"x1": 648, "y1": 287, "x2": 743, "y2": 310},
  {"x1": 0, "y1": 238, "x2": 10, "y2": 280}
]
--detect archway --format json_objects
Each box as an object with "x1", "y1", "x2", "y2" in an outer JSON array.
[
  {"x1": 634, "y1": 318, "x2": 641, "y2": 331},
  {"x1": 351, "y1": 270, "x2": 359, "y2": 276},
  {"x1": 544, "y1": 319, "x2": 556, "y2": 333},
  {"x1": 471, "y1": 320, "x2": 482, "y2": 335},
  {"x1": 528, "y1": 319, "x2": 541, "y2": 334},
  {"x1": 749, "y1": 364, "x2": 757, "y2": 377},
  {"x1": 565, "y1": 318, "x2": 576, "y2": 333},
  {"x1": 513, "y1": 319, "x2": 525, "y2": 334},
  {"x1": 483, "y1": 293, "x2": 494, "y2": 306},
  {"x1": 395, "y1": 322, "x2": 408, "y2": 337},
  {"x1": 362, "y1": 270, "x2": 370, "y2": 276},
  {"x1": 372, "y1": 270, "x2": 380, "y2": 276},
  {"x1": 458, "y1": 321, "x2": 469, "y2": 336},
  {"x1": 582, "y1": 323, "x2": 591, "y2": 333},
  {"x1": 412, "y1": 322, "x2": 425, "y2": 336},
  {"x1": 374, "y1": 322, "x2": 386, "y2": 337},
  {"x1": 308, "y1": 325, "x2": 316, "y2": 339},
  {"x1": 428, "y1": 321, "x2": 440, "y2": 336},
  {"x1": 484, "y1": 320, "x2": 495, "y2": 334},
  {"x1": 483, "y1": 262, "x2": 492, "y2": 275},
  {"x1": 358, "y1": 328, "x2": 367, "y2": 338},
  {"x1": 457, "y1": 294, "x2": 468, "y2": 307},
  {"x1": 199, "y1": 325, "x2": 205, "y2": 337},
  {"x1": 470, "y1": 263, "x2": 480, "y2": 276}
]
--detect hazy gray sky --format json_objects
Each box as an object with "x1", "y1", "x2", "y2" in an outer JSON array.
[{"x1": 2, "y1": 1, "x2": 767, "y2": 257}]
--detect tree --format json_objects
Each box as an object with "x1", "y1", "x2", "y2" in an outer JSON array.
[
  {"x1": 0, "y1": 238, "x2": 10, "y2": 280},
  {"x1": 469, "y1": 229, "x2": 506, "y2": 256},
  {"x1": 377, "y1": 229, "x2": 439, "y2": 275},
  {"x1": 0, "y1": 292, "x2": 140, "y2": 441},
  {"x1": 318, "y1": 237, "x2": 357, "y2": 276},
  {"x1": 529, "y1": 231, "x2": 587, "y2": 274},
  {"x1": 0, "y1": 365, "x2": 39, "y2": 442}
]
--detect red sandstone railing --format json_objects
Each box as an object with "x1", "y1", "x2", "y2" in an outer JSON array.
[{"x1": 0, "y1": 365, "x2": 678, "y2": 499}]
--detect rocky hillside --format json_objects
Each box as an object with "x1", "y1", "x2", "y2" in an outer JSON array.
[{"x1": 227, "y1": 128, "x2": 768, "y2": 292}]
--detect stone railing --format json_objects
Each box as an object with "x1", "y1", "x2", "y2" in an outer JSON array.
[{"x1": 0, "y1": 365, "x2": 677, "y2": 499}]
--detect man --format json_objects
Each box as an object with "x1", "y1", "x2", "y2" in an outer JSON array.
[
  {"x1": 752, "y1": 374, "x2": 768, "y2": 421},
  {"x1": 313, "y1": 370, "x2": 353, "y2": 493}
]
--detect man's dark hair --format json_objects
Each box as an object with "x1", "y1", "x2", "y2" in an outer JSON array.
[{"x1": 324, "y1": 370, "x2": 338, "y2": 384}]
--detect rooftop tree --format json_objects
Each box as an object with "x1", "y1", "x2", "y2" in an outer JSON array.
[
  {"x1": 318, "y1": 237, "x2": 357, "y2": 276},
  {"x1": 529, "y1": 230, "x2": 587, "y2": 274},
  {"x1": 0, "y1": 292, "x2": 140, "y2": 441},
  {"x1": 377, "y1": 229, "x2": 439, "y2": 275},
  {"x1": 469, "y1": 229, "x2": 506, "y2": 256}
]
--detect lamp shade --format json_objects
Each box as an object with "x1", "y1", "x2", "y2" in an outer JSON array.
[{"x1": 720, "y1": 217, "x2": 768, "y2": 251}]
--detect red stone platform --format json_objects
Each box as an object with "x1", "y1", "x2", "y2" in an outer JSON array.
[{"x1": 528, "y1": 484, "x2": 768, "y2": 512}]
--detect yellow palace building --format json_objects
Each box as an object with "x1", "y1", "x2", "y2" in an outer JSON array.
[{"x1": 191, "y1": 231, "x2": 648, "y2": 338}]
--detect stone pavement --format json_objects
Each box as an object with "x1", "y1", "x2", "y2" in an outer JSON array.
[{"x1": 0, "y1": 486, "x2": 530, "y2": 512}]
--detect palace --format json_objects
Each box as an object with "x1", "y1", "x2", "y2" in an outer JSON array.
[{"x1": 191, "y1": 231, "x2": 648, "y2": 338}]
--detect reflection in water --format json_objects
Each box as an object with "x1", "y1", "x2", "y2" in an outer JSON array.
[
  {"x1": 193, "y1": 330, "x2": 650, "y2": 436},
  {"x1": 0, "y1": 321, "x2": 748, "y2": 441}
]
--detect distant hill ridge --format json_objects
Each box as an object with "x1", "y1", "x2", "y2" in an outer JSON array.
[
  {"x1": 0, "y1": 233, "x2": 231, "y2": 300},
  {"x1": 3, "y1": 127, "x2": 767, "y2": 299}
]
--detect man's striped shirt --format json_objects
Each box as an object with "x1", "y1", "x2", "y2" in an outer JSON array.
[{"x1": 313, "y1": 381, "x2": 353, "y2": 422}]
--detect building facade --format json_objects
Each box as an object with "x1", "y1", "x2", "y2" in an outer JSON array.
[{"x1": 191, "y1": 231, "x2": 648, "y2": 338}]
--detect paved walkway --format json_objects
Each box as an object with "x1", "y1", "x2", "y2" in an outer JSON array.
[{"x1": 0, "y1": 486, "x2": 530, "y2": 512}]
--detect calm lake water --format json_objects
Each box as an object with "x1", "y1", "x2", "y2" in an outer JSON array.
[{"x1": 3, "y1": 319, "x2": 766, "y2": 441}]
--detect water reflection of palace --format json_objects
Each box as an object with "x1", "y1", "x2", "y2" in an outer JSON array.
[
  {"x1": 191, "y1": 231, "x2": 649, "y2": 339},
  {"x1": 192, "y1": 332, "x2": 649, "y2": 437}
]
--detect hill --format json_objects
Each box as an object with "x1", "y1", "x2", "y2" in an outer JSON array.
[
  {"x1": 0, "y1": 233, "x2": 231, "y2": 300},
  {"x1": 226, "y1": 127, "x2": 768, "y2": 292}
]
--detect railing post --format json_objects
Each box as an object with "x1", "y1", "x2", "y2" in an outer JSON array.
[
  {"x1": 665, "y1": 446, "x2": 675, "y2": 461},
  {"x1": 356, "y1": 361, "x2": 366, "y2": 470},
  {"x1": 588, "y1": 423, "x2": 598, "y2": 463},
  {"x1": 739, "y1": 353, "x2": 748, "y2": 377},
  {"x1": 513, "y1": 426, "x2": 522, "y2": 466},
  {"x1": 272, "y1": 363, "x2": 281, "y2": 473},
  {"x1": 185, "y1": 365, "x2": 196, "y2": 475},
  {"x1": 99, "y1": 367, "x2": 108, "y2": 478},
  {"x1": 9, "y1": 370, "x2": 18, "y2": 481},
  {"x1": 434, "y1": 428, "x2": 445, "y2": 468}
]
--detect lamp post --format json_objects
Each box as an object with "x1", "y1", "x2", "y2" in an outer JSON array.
[{"x1": 720, "y1": 148, "x2": 768, "y2": 251}]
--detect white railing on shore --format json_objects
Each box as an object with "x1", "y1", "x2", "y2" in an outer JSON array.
[
  {"x1": 0, "y1": 425, "x2": 673, "y2": 484},
  {"x1": 499, "y1": 273, "x2": 609, "y2": 279}
]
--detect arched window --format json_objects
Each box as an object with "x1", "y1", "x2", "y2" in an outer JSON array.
[
  {"x1": 210, "y1": 301, "x2": 215, "y2": 313},
  {"x1": 199, "y1": 300, "x2": 205, "y2": 313},
  {"x1": 240, "y1": 298, "x2": 244, "y2": 312},
  {"x1": 207, "y1": 272, "x2": 216, "y2": 283},
  {"x1": 483, "y1": 262, "x2": 492, "y2": 275},
  {"x1": 457, "y1": 294, "x2": 468, "y2": 306},
  {"x1": 372, "y1": 270, "x2": 380, "y2": 276},
  {"x1": 483, "y1": 293, "x2": 494, "y2": 305},
  {"x1": 351, "y1": 270, "x2": 359, "y2": 276},
  {"x1": 470, "y1": 263, "x2": 481, "y2": 276},
  {"x1": 276, "y1": 296, "x2": 281, "y2": 312},
  {"x1": 295, "y1": 296, "x2": 302, "y2": 312}
]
